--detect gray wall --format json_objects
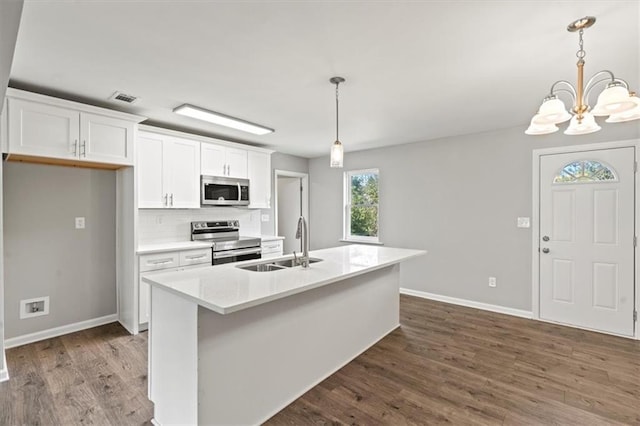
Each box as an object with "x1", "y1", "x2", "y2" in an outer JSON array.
[
  {"x1": 260, "y1": 152, "x2": 309, "y2": 236},
  {"x1": 309, "y1": 122, "x2": 640, "y2": 312},
  {"x1": 0, "y1": 0, "x2": 24, "y2": 372},
  {"x1": 3, "y1": 162, "x2": 117, "y2": 339}
]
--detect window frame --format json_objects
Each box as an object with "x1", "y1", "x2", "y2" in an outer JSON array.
[{"x1": 343, "y1": 168, "x2": 380, "y2": 244}]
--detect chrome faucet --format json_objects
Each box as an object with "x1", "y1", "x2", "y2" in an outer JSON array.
[{"x1": 295, "y1": 216, "x2": 309, "y2": 268}]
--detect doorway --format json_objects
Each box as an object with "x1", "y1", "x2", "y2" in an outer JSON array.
[
  {"x1": 533, "y1": 142, "x2": 638, "y2": 338},
  {"x1": 274, "y1": 170, "x2": 309, "y2": 255}
]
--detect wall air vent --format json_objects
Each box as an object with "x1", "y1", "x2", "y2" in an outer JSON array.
[{"x1": 109, "y1": 91, "x2": 139, "y2": 104}]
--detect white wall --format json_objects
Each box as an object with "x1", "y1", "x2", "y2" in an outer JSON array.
[
  {"x1": 309, "y1": 122, "x2": 640, "y2": 312},
  {"x1": 3, "y1": 162, "x2": 117, "y2": 339},
  {"x1": 0, "y1": 0, "x2": 24, "y2": 379}
]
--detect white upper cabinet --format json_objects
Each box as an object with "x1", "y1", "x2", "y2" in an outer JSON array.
[
  {"x1": 201, "y1": 143, "x2": 248, "y2": 178},
  {"x1": 8, "y1": 99, "x2": 80, "y2": 159},
  {"x1": 5, "y1": 90, "x2": 142, "y2": 166},
  {"x1": 248, "y1": 150, "x2": 272, "y2": 209},
  {"x1": 138, "y1": 131, "x2": 200, "y2": 209},
  {"x1": 80, "y1": 112, "x2": 134, "y2": 165}
]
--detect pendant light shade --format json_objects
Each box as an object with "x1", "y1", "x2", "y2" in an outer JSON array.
[
  {"x1": 605, "y1": 95, "x2": 640, "y2": 122},
  {"x1": 330, "y1": 140, "x2": 344, "y2": 167},
  {"x1": 525, "y1": 116, "x2": 559, "y2": 135},
  {"x1": 329, "y1": 76, "x2": 346, "y2": 168},
  {"x1": 564, "y1": 113, "x2": 601, "y2": 135},
  {"x1": 533, "y1": 97, "x2": 572, "y2": 125},
  {"x1": 591, "y1": 84, "x2": 637, "y2": 116}
]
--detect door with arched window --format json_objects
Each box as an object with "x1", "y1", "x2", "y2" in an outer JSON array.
[{"x1": 539, "y1": 147, "x2": 635, "y2": 337}]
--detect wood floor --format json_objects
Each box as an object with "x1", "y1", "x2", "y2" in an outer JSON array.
[{"x1": 1, "y1": 295, "x2": 639, "y2": 425}]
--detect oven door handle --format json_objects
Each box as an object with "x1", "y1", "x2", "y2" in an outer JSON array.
[{"x1": 213, "y1": 247, "x2": 262, "y2": 259}]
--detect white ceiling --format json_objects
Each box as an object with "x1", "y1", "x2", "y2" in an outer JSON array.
[{"x1": 9, "y1": 1, "x2": 640, "y2": 158}]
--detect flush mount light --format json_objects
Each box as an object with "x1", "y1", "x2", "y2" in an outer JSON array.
[
  {"x1": 526, "y1": 16, "x2": 640, "y2": 136},
  {"x1": 173, "y1": 104, "x2": 274, "y2": 135},
  {"x1": 329, "y1": 76, "x2": 346, "y2": 168}
]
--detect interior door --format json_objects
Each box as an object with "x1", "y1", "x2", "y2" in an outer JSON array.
[{"x1": 539, "y1": 147, "x2": 635, "y2": 336}]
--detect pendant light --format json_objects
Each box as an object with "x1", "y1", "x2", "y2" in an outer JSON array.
[
  {"x1": 526, "y1": 16, "x2": 640, "y2": 136},
  {"x1": 330, "y1": 76, "x2": 345, "y2": 168}
]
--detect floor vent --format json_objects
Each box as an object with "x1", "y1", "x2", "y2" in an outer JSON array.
[{"x1": 109, "y1": 91, "x2": 139, "y2": 104}]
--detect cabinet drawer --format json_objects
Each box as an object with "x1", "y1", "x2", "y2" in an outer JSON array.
[
  {"x1": 179, "y1": 248, "x2": 212, "y2": 266},
  {"x1": 139, "y1": 252, "x2": 180, "y2": 272}
]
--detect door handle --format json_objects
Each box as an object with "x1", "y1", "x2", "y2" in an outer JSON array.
[
  {"x1": 542, "y1": 235, "x2": 550, "y2": 242},
  {"x1": 542, "y1": 248, "x2": 550, "y2": 254}
]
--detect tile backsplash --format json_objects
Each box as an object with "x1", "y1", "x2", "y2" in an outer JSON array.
[{"x1": 138, "y1": 208, "x2": 262, "y2": 244}]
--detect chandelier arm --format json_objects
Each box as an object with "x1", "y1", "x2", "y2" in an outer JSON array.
[
  {"x1": 549, "y1": 80, "x2": 577, "y2": 101},
  {"x1": 583, "y1": 70, "x2": 616, "y2": 94}
]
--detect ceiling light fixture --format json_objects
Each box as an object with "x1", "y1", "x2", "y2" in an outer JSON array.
[
  {"x1": 330, "y1": 76, "x2": 346, "y2": 168},
  {"x1": 173, "y1": 104, "x2": 274, "y2": 136},
  {"x1": 526, "y1": 16, "x2": 640, "y2": 136}
]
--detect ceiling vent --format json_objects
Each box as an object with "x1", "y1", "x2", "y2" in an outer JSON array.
[{"x1": 109, "y1": 91, "x2": 139, "y2": 104}]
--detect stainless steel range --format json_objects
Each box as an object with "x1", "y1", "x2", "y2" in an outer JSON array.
[{"x1": 191, "y1": 220, "x2": 261, "y2": 265}]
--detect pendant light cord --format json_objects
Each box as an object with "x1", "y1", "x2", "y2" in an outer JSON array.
[{"x1": 335, "y1": 82, "x2": 340, "y2": 141}]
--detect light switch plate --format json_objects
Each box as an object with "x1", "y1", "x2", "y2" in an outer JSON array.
[
  {"x1": 517, "y1": 217, "x2": 530, "y2": 228},
  {"x1": 75, "y1": 217, "x2": 85, "y2": 229}
]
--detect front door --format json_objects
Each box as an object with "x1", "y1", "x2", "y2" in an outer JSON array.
[{"x1": 539, "y1": 147, "x2": 635, "y2": 336}]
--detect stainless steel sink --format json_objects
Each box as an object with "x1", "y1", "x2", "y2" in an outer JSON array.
[
  {"x1": 236, "y1": 257, "x2": 323, "y2": 272},
  {"x1": 238, "y1": 263, "x2": 288, "y2": 272},
  {"x1": 272, "y1": 257, "x2": 323, "y2": 268}
]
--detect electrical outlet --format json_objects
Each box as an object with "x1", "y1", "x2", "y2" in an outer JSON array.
[
  {"x1": 75, "y1": 217, "x2": 85, "y2": 229},
  {"x1": 261, "y1": 214, "x2": 270, "y2": 222},
  {"x1": 517, "y1": 217, "x2": 531, "y2": 228},
  {"x1": 19, "y1": 296, "x2": 50, "y2": 319},
  {"x1": 488, "y1": 277, "x2": 497, "y2": 288}
]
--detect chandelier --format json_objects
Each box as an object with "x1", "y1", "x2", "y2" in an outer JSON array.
[{"x1": 526, "y1": 16, "x2": 640, "y2": 136}]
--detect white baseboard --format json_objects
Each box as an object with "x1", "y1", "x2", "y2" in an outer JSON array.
[
  {"x1": 400, "y1": 288, "x2": 533, "y2": 319},
  {"x1": 0, "y1": 355, "x2": 9, "y2": 382},
  {"x1": 4, "y1": 313, "x2": 118, "y2": 349}
]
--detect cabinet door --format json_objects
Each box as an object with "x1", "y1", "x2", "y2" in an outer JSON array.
[
  {"x1": 166, "y1": 137, "x2": 200, "y2": 208},
  {"x1": 226, "y1": 147, "x2": 248, "y2": 178},
  {"x1": 201, "y1": 143, "x2": 226, "y2": 176},
  {"x1": 248, "y1": 151, "x2": 271, "y2": 208},
  {"x1": 8, "y1": 98, "x2": 79, "y2": 159},
  {"x1": 80, "y1": 112, "x2": 134, "y2": 165},
  {"x1": 138, "y1": 132, "x2": 167, "y2": 208}
]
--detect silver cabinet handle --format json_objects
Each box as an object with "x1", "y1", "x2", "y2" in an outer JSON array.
[
  {"x1": 542, "y1": 235, "x2": 550, "y2": 242},
  {"x1": 185, "y1": 254, "x2": 207, "y2": 260},
  {"x1": 170, "y1": 193, "x2": 174, "y2": 206},
  {"x1": 227, "y1": 164, "x2": 231, "y2": 176},
  {"x1": 164, "y1": 193, "x2": 168, "y2": 206},
  {"x1": 81, "y1": 140, "x2": 86, "y2": 157},
  {"x1": 149, "y1": 259, "x2": 173, "y2": 265},
  {"x1": 542, "y1": 248, "x2": 550, "y2": 254},
  {"x1": 72, "y1": 139, "x2": 78, "y2": 156}
]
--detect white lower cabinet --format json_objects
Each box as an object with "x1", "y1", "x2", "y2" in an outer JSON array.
[
  {"x1": 261, "y1": 239, "x2": 284, "y2": 259},
  {"x1": 138, "y1": 248, "x2": 211, "y2": 328}
]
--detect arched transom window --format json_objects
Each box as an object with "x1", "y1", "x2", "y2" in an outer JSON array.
[{"x1": 554, "y1": 160, "x2": 617, "y2": 183}]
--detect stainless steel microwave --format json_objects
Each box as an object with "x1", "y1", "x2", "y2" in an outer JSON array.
[{"x1": 201, "y1": 175, "x2": 250, "y2": 206}]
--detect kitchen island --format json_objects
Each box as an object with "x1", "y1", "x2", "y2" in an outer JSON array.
[{"x1": 143, "y1": 244, "x2": 425, "y2": 425}]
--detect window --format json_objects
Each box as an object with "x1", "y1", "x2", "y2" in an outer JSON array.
[
  {"x1": 554, "y1": 160, "x2": 617, "y2": 183},
  {"x1": 344, "y1": 169, "x2": 379, "y2": 243}
]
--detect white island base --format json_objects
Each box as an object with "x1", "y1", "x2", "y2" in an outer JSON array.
[{"x1": 150, "y1": 264, "x2": 400, "y2": 425}]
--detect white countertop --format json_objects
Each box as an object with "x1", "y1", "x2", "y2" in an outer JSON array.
[{"x1": 142, "y1": 244, "x2": 426, "y2": 314}]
